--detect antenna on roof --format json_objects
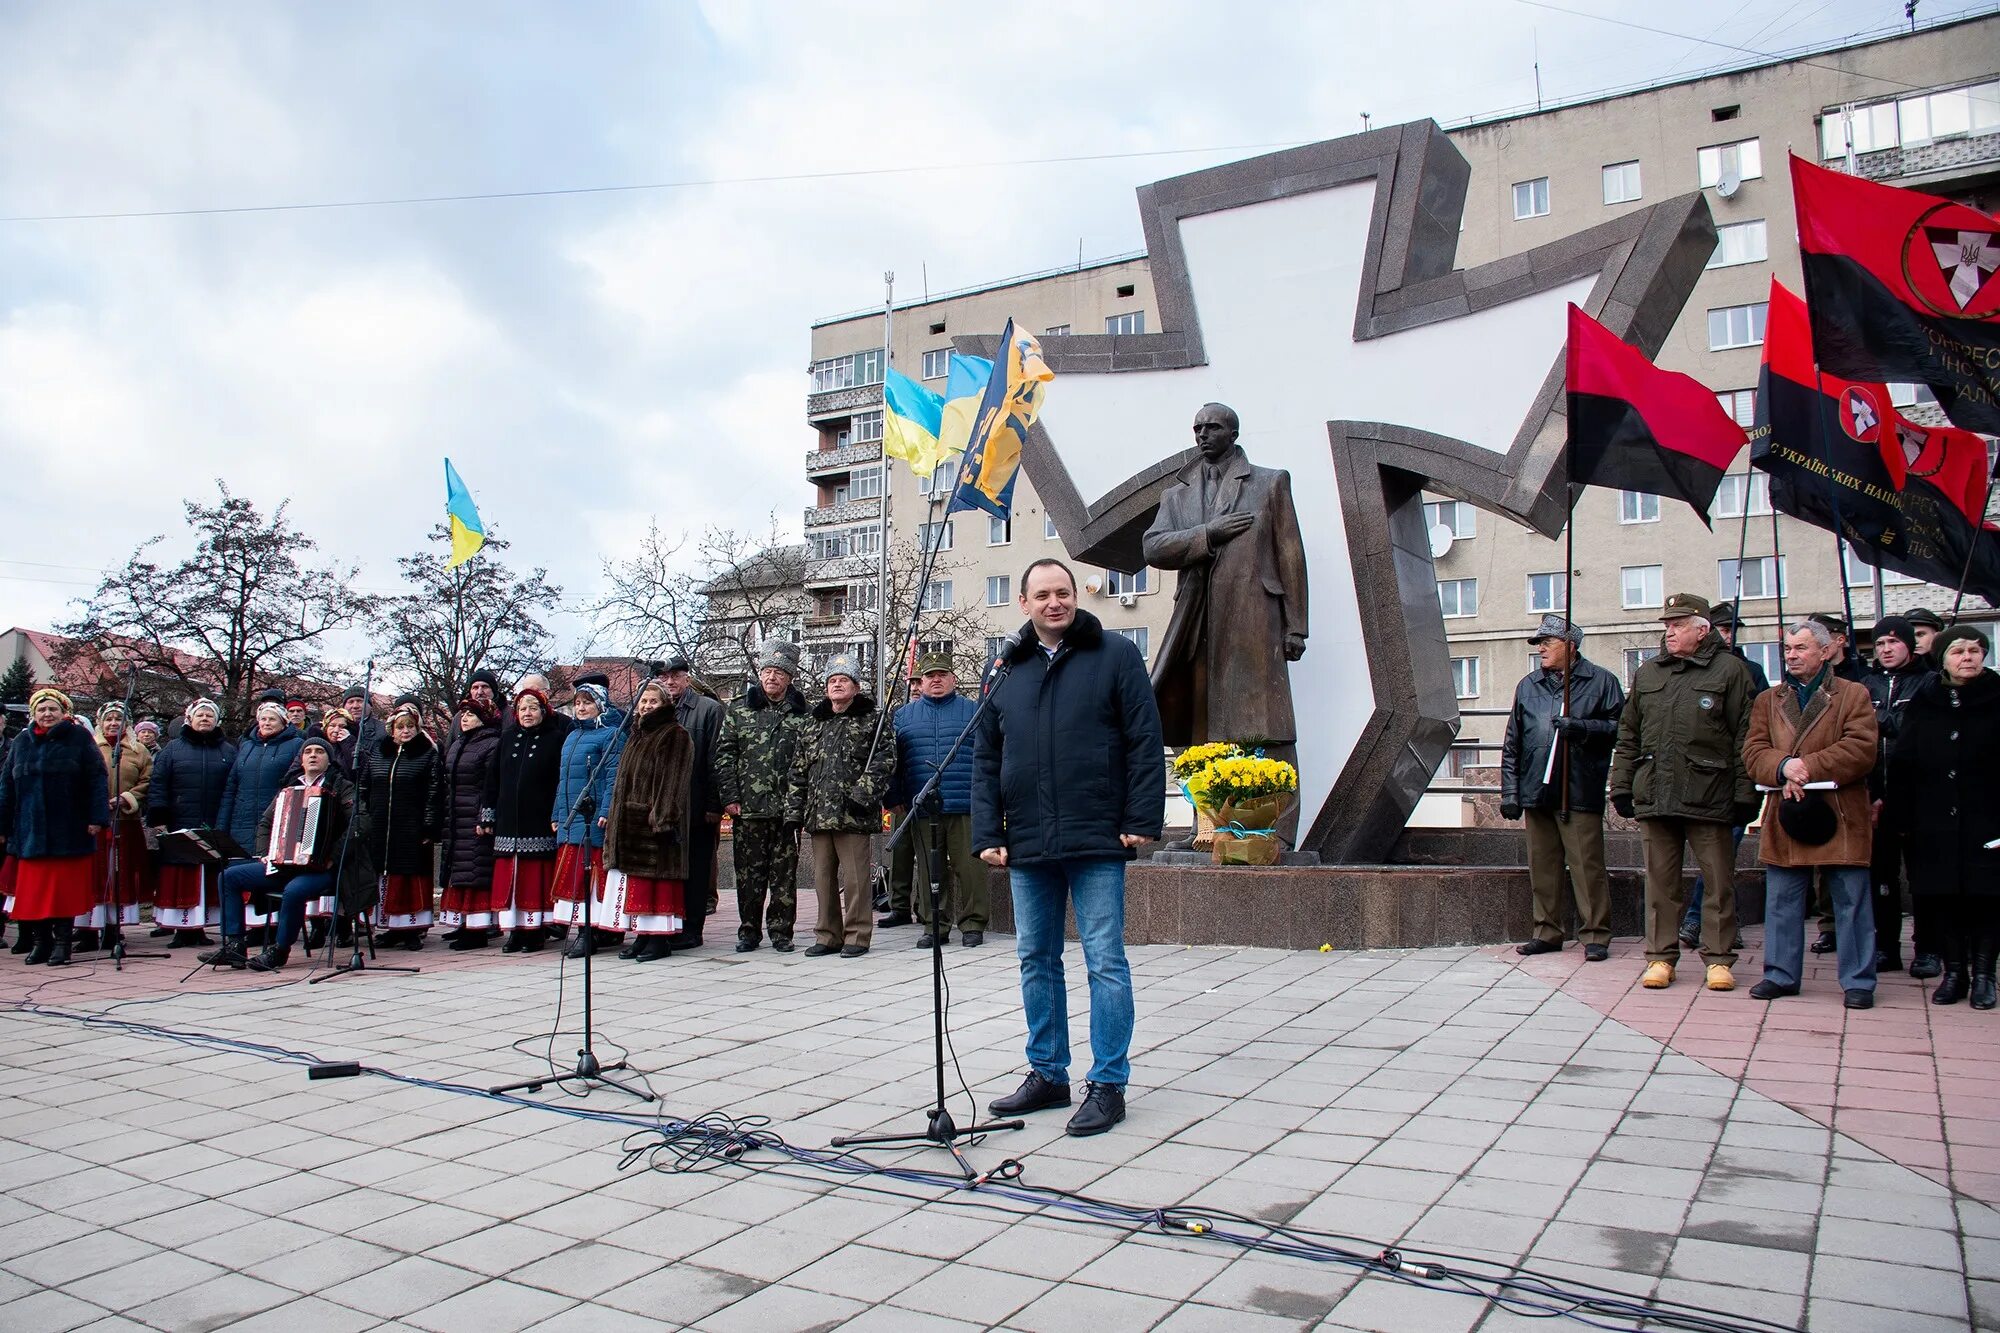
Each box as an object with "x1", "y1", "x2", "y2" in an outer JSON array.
[{"x1": 1533, "y1": 28, "x2": 1543, "y2": 110}]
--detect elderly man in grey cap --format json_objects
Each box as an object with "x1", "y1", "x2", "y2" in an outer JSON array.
[{"x1": 1501, "y1": 614, "x2": 1626, "y2": 960}]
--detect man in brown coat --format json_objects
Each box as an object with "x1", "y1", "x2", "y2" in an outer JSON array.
[{"x1": 1743, "y1": 619, "x2": 1880, "y2": 1009}]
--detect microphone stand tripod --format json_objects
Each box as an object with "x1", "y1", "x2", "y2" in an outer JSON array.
[
  {"x1": 96, "y1": 668, "x2": 165, "y2": 970},
  {"x1": 489, "y1": 677, "x2": 653, "y2": 1103},
  {"x1": 313, "y1": 660, "x2": 418, "y2": 985},
  {"x1": 833, "y1": 653, "x2": 1023, "y2": 1178}
]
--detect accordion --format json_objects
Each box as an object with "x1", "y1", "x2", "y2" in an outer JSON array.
[{"x1": 269, "y1": 785, "x2": 330, "y2": 867}]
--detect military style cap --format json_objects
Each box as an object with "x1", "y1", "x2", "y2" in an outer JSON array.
[
  {"x1": 916, "y1": 651, "x2": 955, "y2": 676},
  {"x1": 823, "y1": 653, "x2": 863, "y2": 685},
  {"x1": 1905, "y1": 606, "x2": 1945, "y2": 630},
  {"x1": 1809, "y1": 611, "x2": 1849, "y2": 637},
  {"x1": 1659, "y1": 593, "x2": 1711, "y2": 622},
  {"x1": 757, "y1": 641, "x2": 802, "y2": 677},
  {"x1": 1526, "y1": 614, "x2": 1581, "y2": 646},
  {"x1": 1710, "y1": 600, "x2": 1742, "y2": 630}
]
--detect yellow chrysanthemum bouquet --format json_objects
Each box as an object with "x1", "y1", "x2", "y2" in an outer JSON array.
[{"x1": 1172, "y1": 743, "x2": 1298, "y2": 866}]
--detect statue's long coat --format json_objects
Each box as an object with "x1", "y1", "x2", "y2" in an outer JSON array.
[{"x1": 1141, "y1": 447, "x2": 1309, "y2": 747}]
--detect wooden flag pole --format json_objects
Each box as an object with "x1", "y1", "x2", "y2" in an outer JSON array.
[{"x1": 1947, "y1": 459, "x2": 1996, "y2": 623}]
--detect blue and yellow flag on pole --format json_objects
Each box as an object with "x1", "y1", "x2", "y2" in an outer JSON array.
[
  {"x1": 937, "y1": 352, "x2": 993, "y2": 459},
  {"x1": 444, "y1": 458, "x2": 486, "y2": 568},
  {"x1": 949, "y1": 321, "x2": 1052, "y2": 519},
  {"x1": 882, "y1": 368, "x2": 947, "y2": 478}
]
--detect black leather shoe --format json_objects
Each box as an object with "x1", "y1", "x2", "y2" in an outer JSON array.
[
  {"x1": 449, "y1": 931, "x2": 491, "y2": 951},
  {"x1": 1516, "y1": 938, "x2": 1562, "y2": 956},
  {"x1": 989, "y1": 1071, "x2": 1072, "y2": 1117},
  {"x1": 519, "y1": 931, "x2": 546, "y2": 953},
  {"x1": 197, "y1": 936, "x2": 247, "y2": 969},
  {"x1": 10, "y1": 927, "x2": 34, "y2": 955},
  {"x1": 1844, "y1": 989, "x2": 1875, "y2": 1010},
  {"x1": 1877, "y1": 952, "x2": 1904, "y2": 973},
  {"x1": 962, "y1": 931, "x2": 984, "y2": 948},
  {"x1": 1910, "y1": 953, "x2": 1943, "y2": 979},
  {"x1": 1935, "y1": 968, "x2": 1970, "y2": 1005},
  {"x1": 633, "y1": 936, "x2": 671, "y2": 962},
  {"x1": 876, "y1": 912, "x2": 913, "y2": 929},
  {"x1": 1584, "y1": 944, "x2": 1609, "y2": 962},
  {"x1": 501, "y1": 931, "x2": 525, "y2": 954},
  {"x1": 915, "y1": 933, "x2": 939, "y2": 949},
  {"x1": 1750, "y1": 980, "x2": 1800, "y2": 1000},
  {"x1": 803, "y1": 943, "x2": 838, "y2": 957},
  {"x1": 247, "y1": 945, "x2": 290, "y2": 973},
  {"x1": 1811, "y1": 930, "x2": 1837, "y2": 955},
  {"x1": 1974, "y1": 977, "x2": 1998, "y2": 1011},
  {"x1": 840, "y1": 945, "x2": 868, "y2": 958},
  {"x1": 1066, "y1": 1083, "x2": 1126, "y2": 1137},
  {"x1": 23, "y1": 926, "x2": 53, "y2": 966},
  {"x1": 563, "y1": 934, "x2": 591, "y2": 960},
  {"x1": 617, "y1": 937, "x2": 643, "y2": 959},
  {"x1": 735, "y1": 938, "x2": 759, "y2": 953},
  {"x1": 771, "y1": 938, "x2": 794, "y2": 953}
]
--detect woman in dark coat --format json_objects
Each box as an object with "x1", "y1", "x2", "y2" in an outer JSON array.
[
  {"x1": 0, "y1": 689, "x2": 110, "y2": 966},
  {"x1": 359, "y1": 703, "x2": 444, "y2": 949},
  {"x1": 145, "y1": 697, "x2": 237, "y2": 946},
  {"x1": 603, "y1": 680, "x2": 692, "y2": 962},
  {"x1": 1887, "y1": 626, "x2": 2000, "y2": 1008},
  {"x1": 552, "y1": 683, "x2": 624, "y2": 958},
  {"x1": 441, "y1": 697, "x2": 500, "y2": 948},
  {"x1": 215, "y1": 702, "x2": 304, "y2": 941},
  {"x1": 481, "y1": 687, "x2": 564, "y2": 952}
]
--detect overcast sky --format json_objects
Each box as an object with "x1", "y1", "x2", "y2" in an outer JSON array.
[{"x1": 0, "y1": 0, "x2": 1944, "y2": 658}]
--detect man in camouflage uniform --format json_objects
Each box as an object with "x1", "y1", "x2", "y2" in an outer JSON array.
[
  {"x1": 787, "y1": 654, "x2": 896, "y2": 957},
  {"x1": 717, "y1": 642, "x2": 811, "y2": 953}
]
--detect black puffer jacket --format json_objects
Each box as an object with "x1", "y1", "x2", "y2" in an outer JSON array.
[
  {"x1": 145, "y1": 725, "x2": 239, "y2": 863},
  {"x1": 1886, "y1": 670, "x2": 2000, "y2": 897},
  {"x1": 441, "y1": 718, "x2": 499, "y2": 888},
  {"x1": 358, "y1": 731, "x2": 445, "y2": 876},
  {"x1": 973, "y1": 610, "x2": 1165, "y2": 865},
  {"x1": 483, "y1": 716, "x2": 562, "y2": 856},
  {"x1": 1501, "y1": 657, "x2": 1625, "y2": 814}
]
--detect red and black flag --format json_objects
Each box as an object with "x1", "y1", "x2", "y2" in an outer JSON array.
[
  {"x1": 1752, "y1": 280, "x2": 2000, "y2": 601},
  {"x1": 1565, "y1": 303, "x2": 1747, "y2": 525},
  {"x1": 1792, "y1": 155, "x2": 2000, "y2": 435}
]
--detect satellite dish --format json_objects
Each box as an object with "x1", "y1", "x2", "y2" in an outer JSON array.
[
  {"x1": 1717, "y1": 164, "x2": 1741, "y2": 198},
  {"x1": 1428, "y1": 523, "x2": 1455, "y2": 560},
  {"x1": 1083, "y1": 574, "x2": 1104, "y2": 595}
]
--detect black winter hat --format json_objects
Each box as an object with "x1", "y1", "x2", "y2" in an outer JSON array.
[
  {"x1": 339, "y1": 684, "x2": 368, "y2": 704},
  {"x1": 573, "y1": 670, "x2": 612, "y2": 691},
  {"x1": 1776, "y1": 790, "x2": 1837, "y2": 846},
  {"x1": 468, "y1": 668, "x2": 501, "y2": 692},
  {"x1": 1871, "y1": 616, "x2": 1914, "y2": 648}
]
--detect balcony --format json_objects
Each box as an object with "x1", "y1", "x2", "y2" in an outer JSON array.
[
  {"x1": 805, "y1": 496, "x2": 882, "y2": 527},
  {"x1": 1854, "y1": 129, "x2": 2000, "y2": 189},
  {"x1": 805, "y1": 441, "x2": 883, "y2": 475},
  {"x1": 804, "y1": 554, "x2": 877, "y2": 586},
  {"x1": 807, "y1": 382, "x2": 883, "y2": 422}
]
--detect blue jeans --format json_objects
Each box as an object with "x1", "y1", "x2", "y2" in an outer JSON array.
[
  {"x1": 1009, "y1": 857, "x2": 1133, "y2": 1087},
  {"x1": 1680, "y1": 825, "x2": 1748, "y2": 941},
  {"x1": 1763, "y1": 863, "x2": 1875, "y2": 993},
  {"x1": 219, "y1": 860, "x2": 331, "y2": 949}
]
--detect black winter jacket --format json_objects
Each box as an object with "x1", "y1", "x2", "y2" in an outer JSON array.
[
  {"x1": 0, "y1": 719, "x2": 111, "y2": 860},
  {"x1": 145, "y1": 726, "x2": 239, "y2": 864},
  {"x1": 973, "y1": 610, "x2": 1165, "y2": 865},
  {"x1": 358, "y1": 732, "x2": 445, "y2": 876},
  {"x1": 1863, "y1": 661, "x2": 1937, "y2": 796},
  {"x1": 1500, "y1": 657, "x2": 1625, "y2": 814},
  {"x1": 1886, "y1": 670, "x2": 2000, "y2": 897},
  {"x1": 441, "y1": 720, "x2": 499, "y2": 888},
  {"x1": 484, "y1": 717, "x2": 562, "y2": 856}
]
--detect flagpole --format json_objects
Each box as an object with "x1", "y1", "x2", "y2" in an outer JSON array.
[
  {"x1": 1771, "y1": 505, "x2": 1786, "y2": 635},
  {"x1": 874, "y1": 271, "x2": 895, "y2": 703},
  {"x1": 1947, "y1": 462, "x2": 1994, "y2": 623},
  {"x1": 1558, "y1": 478, "x2": 1575, "y2": 825},
  {"x1": 1812, "y1": 367, "x2": 1861, "y2": 638}
]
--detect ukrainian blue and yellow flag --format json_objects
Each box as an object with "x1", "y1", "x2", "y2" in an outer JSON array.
[
  {"x1": 937, "y1": 352, "x2": 993, "y2": 458},
  {"x1": 949, "y1": 320, "x2": 1052, "y2": 519},
  {"x1": 444, "y1": 458, "x2": 486, "y2": 568},
  {"x1": 882, "y1": 367, "x2": 947, "y2": 477}
]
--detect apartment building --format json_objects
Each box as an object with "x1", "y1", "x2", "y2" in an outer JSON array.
[{"x1": 797, "y1": 14, "x2": 1999, "y2": 744}]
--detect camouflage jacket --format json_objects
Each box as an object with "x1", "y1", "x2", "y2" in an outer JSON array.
[
  {"x1": 715, "y1": 685, "x2": 811, "y2": 820},
  {"x1": 786, "y1": 693, "x2": 896, "y2": 834}
]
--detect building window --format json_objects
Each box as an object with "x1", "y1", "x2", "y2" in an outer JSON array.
[
  {"x1": 920, "y1": 579, "x2": 953, "y2": 611},
  {"x1": 985, "y1": 635, "x2": 1009, "y2": 662},
  {"x1": 986, "y1": 575, "x2": 1011, "y2": 606},
  {"x1": 917, "y1": 460, "x2": 956, "y2": 496},
  {"x1": 1623, "y1": 646, "x2": 1660, "y2": 685},
  {"x1": 1110, "y1": 626, "x2": 1150, "y2": 659},
  {"x1": 1707, "y1": 303, "x2": 1767, "y2": 351},
  {"x1": 814, "y1": 589, "x2": 848, "y2": 619},
  {"x1": 1044, "y1": 513, "x2": 1059, "y2": 540},
  {"x1": 1697, "y1": 138, "x2": 1763, "y2": 189},
  {"x1": 809, "y1": 348, "x2": 885, "y2": 392},
  {"x1": 917, "y1": 520, "x2": 953, "y2": 553},
  {"x1": 1719, "y1": 555, "x2": 1786, "y2": 601},
  {"x1": 1044, "y1": 323, "x2": 1071, "y2": 336},
  {"x1": 1820, "y1": 100, "x2": 1903, "y2": 158},
  {"x1": 811, "y1": 530, "x2": 847, "y2": 561},
  {"x1": 1106, "y1": 311, "x2": 1145, "y2": 336},
  {"x1": 849, "y1": 525, "x2": 880, "y2": 556},
  {"x1": 920, "y1": 349, "x2": 951, "y2": 380},
  {"x1": 1713, "y1": 472, "x2": 1772, "y2": 519},
  {"x1": 1512, "y1": 177, "x2": 1550, "y2": 219},
  {"x1": 988, "y1": 515, "x2": 1011, "y2": 545},
  {"x1": 1601, "y1": 161, "x2": 1641, "y2": 205},
  {"x1": 1739, "y1": 641, "x2": 1782, "y2": 681},
  {"x1": 1450, "y1": 657, "x2": 1480, "y2": 700},
  {"x1": 918, "y1": 638, "x2": 952, "y2": 660},
  {"x1": 851, "y1": 465, "x2": 883, "y2": 500},
  {"x1": 1843, "y1": 542, "x2": 1920, "y2": 587},
  {"x1": 1622, "y1": 565, "x2": 1664, "y2": 609},
  {"x1": 1526, "y1": 572, "x2": 1566, "y2": 614},
  {"x1": 1620, "y1": 490, "x2": 1661, "y2": 524},
  {"x1": 1438, "y1": 578, "x2": 1479, "y2": 618},
  {"x1": 1424, "y1": 499, "x2": 1476, "y2": 539},
  {"x1": 1888, "y1": 382, "x2": 1939, "y2": 409},
  {"x1": 1105, "y1": 568, "x2": 1150, "y2": 596},
  {"x1": 1707, "y1": 219, "x2": 1768, "y2": 269},
  {"x1": 1715, "y1": 389, "x2": 1756, "y2": 427},
  {"x1": 849, "y1": 581, "x2": 878, "y2": 612},
  {"x1": 852, "y1": 410, "x2": 884, "y2": 444}
]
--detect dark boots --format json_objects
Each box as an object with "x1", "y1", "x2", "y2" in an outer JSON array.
[
  {"x1": 46, "y1": 921, "x2": 73, "y2": 967},
  {"x1": 198, "y1": 935, "x2": 248, "y2": 970},
  {"x1": 13, "y1": 921, "x2": 39, "y2": 957},
  {"x1": 1934, "y1": 942, "x2": 1970, "y2": 1005},
  {"x1": 248, "y1": 944, "x2": 290, "y2": 972},
  {"x1": 23, "y1": 924, "x2": 53, "y2": 965},
  {"x1": 1973, "y1": 933, "x2": 1998, "y2": 1012}
]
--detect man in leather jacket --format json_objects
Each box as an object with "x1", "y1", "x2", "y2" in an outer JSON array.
[{"x1": 1863, "y1": 617, "x2": 1939, "y2": 976}]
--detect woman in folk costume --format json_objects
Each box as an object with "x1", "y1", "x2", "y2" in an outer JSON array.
[
  {"x1": 80, "y1": 701, "x2": 153, "y2": 950},
  {"x1": 604, "y1": 679, "x2": 693, "y2": 962},
  {"x1": 441, "y1": 696, "x2": 501, "y2": 949},
  {"x1": 0, "y1": 689, "x2": 110, "y2": 966},
  {"x1": 317, "y1": 709, "x2": 357, "y2": 775},
  {"x1": 1, "y1": 726, "x2": 19, "y2": 951},
  {"x1": 481, "y1": 686, "x2": 564, "y2": 952},
  {"x1": 552, "y1": 682, "x2": 624, "y2": 958},
  {"x1": 359, "y1": 702, "x2": 444, "y2": 949},
  {"x1": 144, "y1": 698, "x2": 237, "y2": 946}
]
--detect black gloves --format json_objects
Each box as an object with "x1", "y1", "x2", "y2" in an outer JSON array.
[
  {"x1": 1499, "y1": 803, "x2": 1522, "y2": 821},
  {"x1": 1553, "y1": 716, "x2": 1590, "y2": 738},
  {"x1": 1611, "y1": 794, "x2": 1636, "y2": 820}
]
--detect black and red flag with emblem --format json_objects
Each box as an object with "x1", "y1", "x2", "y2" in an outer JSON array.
[
  {"x1": 1791, "y1": 154, "x2": 2000, "y2": 434},
  {"x1": 1565, "y1": 303, "x2": 1747, "y2": 525},
  {"x1": 1752, "y1": 279, "x2": 2000, "y2": 601}
]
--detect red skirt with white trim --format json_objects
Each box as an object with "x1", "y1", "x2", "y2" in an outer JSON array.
[
  {"x1": 12, "y1": 855, "x2": 97, "y2": 920},
  {"x1": 152, "y1": 863, "x2": 220, "y2": 929},
  {"x1": 550, "y1": 845, "x2": 611, "y2": 928},
  {"x1": 491, "y1": 854, "x2": 555, "y2": 930},
  {"x1": 609, "y1": 870, "x2": 684, "y2": 937},
  {"x1": 375, "y1": 874, "x2": 435, "y2": 931}
]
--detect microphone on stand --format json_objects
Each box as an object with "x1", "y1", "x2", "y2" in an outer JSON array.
[{"x1": 984, "y1": 625, "x2": 1031, "y2": 693}]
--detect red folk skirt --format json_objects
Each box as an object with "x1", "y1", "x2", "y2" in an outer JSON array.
[
  {"x1": 152, "y1": 863, "x2": 220, "y2": 929},
  {"x1": 11, "y1": 855, "x2": 97, "y2": 920},
  {"x1": 611, "y1": 871, "x2": 685, "y2": 937},
  {"x1": 491, "y1": 853, "x2": 555, "y2": 930},
  {"x1": 374, "y1": 874, "x2": 435, "y2": 930},
  {"x1": 549, "y1": 844, "x2": 609, "y2": 928},
  {"x1": 0, "y1": 855, "x2": 17, "y2": 912},
  {"x1": 83, "y1": 823, "x2": 147, "y2": 926}
]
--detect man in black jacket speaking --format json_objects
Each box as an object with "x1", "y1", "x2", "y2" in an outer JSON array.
[
  {"x1": 1501, "y1": 614, "x2": 1626, "y2": 962},
  {"x1": 975, "y1": 558, "x2": 1164, "y2": 1137}
]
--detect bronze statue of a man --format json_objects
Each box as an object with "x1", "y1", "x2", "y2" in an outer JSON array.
[{"x1": 1143, "y1": 404, "x2": 1309, "y2": 839}]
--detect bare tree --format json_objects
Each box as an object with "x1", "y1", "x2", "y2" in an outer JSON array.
[
  {"x1": 587, "y1": 522, "x2": 707, "y2": 667},
  {"x1": 859, "y1": 538, "x2": 1004, "y2": 700},
  {"x1": 57, "y1": 483, "x2": 373, "y2": 727},
  {"x1": 373, "y1": 525, "x2": 561, "y2": 712}
]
